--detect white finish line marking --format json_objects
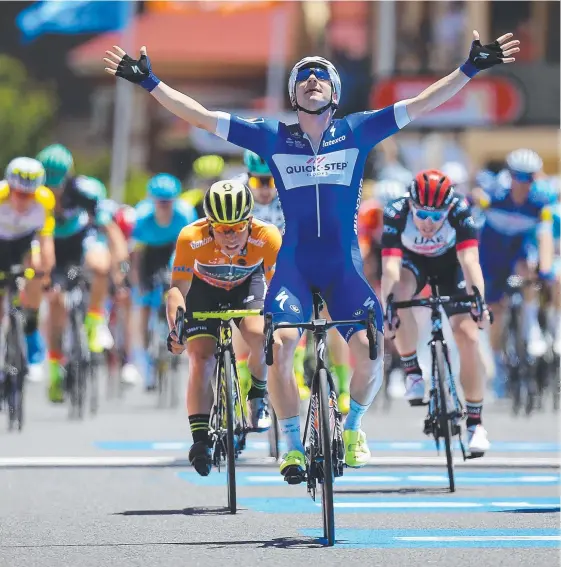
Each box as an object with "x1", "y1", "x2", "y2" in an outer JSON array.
[
  {"x1": 398, "y1": 536, "x2": 561, "y2": 542},
  {"x1": 0, "y1": 456, "x2": 558, "y2": 468}
]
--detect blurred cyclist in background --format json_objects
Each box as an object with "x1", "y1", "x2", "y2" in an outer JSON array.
[
  {"x1": 0, "y1": 157, "x2": 55, "y2": 366},
  {"x1": 180, "y1": 155, "x2": 225, "y2": 219},
  {"x1": 111, "y1": 204, "x2": 141, "y2": 385},
  {"x1": 37, "y1": 144, "x2": 128, "y2": 402},
  {"x1": 472, "y1": 149, "x2": 556, "y2": 395},
  {"x1": 131, "y1": 173, "x2": 197, "y2": 389}
]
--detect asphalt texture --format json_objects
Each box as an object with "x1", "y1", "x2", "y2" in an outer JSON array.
[{"x1": 0, "y1": 364, "x2": 559, "y2": 567}]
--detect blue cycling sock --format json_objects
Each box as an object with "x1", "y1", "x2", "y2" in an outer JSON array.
[
  {"x1": 344, "y1": 397, "x2": 368, "y2": 431},
  {"x1": 278, "y1": 416, "x2": 304, "y2": 453}
]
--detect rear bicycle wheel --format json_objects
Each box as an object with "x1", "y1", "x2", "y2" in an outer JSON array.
[
  {"x1": 435, "y1": 343, "x2": 454, "y2": 493},
  {"x1": 318, "y1": 368, "x2": 335, "y2": 546},
  {"x1": 223, "y1": 349, "x2": 237, "y2": 514}
]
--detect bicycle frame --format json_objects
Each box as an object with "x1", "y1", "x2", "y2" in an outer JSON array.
[
  {"x1": 174, "y1": 307, "x2": 262, "y2": 514},
  {"x1": 263, "y1": 292, "x2": 377, "y2": 546},
  {"x1": 389, "y1": 283, "x2": 483, "y2": 464}
]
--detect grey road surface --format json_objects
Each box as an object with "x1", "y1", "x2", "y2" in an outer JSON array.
[{"x1": 0, "y1": 374, "x2": 559, "y2": 567}]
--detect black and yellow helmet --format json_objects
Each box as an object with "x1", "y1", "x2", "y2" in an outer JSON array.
[{"x1": 203, "y1": 179, "x2": 254, "y2": 223}]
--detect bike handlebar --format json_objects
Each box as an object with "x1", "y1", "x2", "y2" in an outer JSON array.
[
  {"x1": 386, "y1": 285, "x2": 493, "y2": 326},
  {"x1": 263, "y1": 309, "x2": 378, "y2": 366}
]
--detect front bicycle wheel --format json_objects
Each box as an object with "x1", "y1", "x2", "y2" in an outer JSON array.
[
  {"x1": 268, "y1": 406, "x2": 280, "y2": 460},
  {"x1": 318, "y1": 368, "x2": 335, "y2": 546},
  {"x1": 435, "y1": 343, "x2": 454, "y2": 492},
  {"x1": 223, "y1": 349, "x2": 237, "y2": 514}
]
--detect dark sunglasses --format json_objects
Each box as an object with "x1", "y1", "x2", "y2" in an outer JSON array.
[
  {"x1": 295, "y1": 67, "x2": 331, "y2": 83},
  {"x1": 510, "y1": 170, "x2": 534, "y2": 183}
]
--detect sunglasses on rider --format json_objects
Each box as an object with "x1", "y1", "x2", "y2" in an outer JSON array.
[
  {"x1": 412, "y1": 206, "x2": 447, "y2": 222},
  {"x1": 510, "y1": 170, "x2": 534, "y2": 183},
  {"x1": 210, "y1": 220, "x2": 249, "y2": 234},
  {"x1": 248, "y1": 176, "x2": 275, "y2": 190},
  {"x1": 295, "y1": 67, "x2": 331, "y2": 83},
  {"x1": 11, "y1": 190, "x2": 35, "y2": 201}
]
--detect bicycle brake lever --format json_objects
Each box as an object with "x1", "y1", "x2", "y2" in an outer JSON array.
[
  {"x1": 264, "y1": 312, "x2": 274, "y2": 366},
  {"x1": 175, "y1": 306, "x2": 186, "y2": 345}
]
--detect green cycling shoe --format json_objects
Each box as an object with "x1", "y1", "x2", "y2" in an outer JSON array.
[
  {"x1": 280, "y1": 449, "x2": 306, "y2": 485},
  {"x1": 343, "y1": 429, "x2": 371, "y2": 468},
  {"x1": 48, "y1": 360, "x2": 64, "y2": 403}
]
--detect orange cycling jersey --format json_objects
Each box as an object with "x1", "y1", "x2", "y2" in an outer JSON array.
[
  {"x1": 357, "y1": 198, "x2": 383, "y2": 251},
  {"x1": 172, "y1": 218, "x2": 282, "y2": 291}
]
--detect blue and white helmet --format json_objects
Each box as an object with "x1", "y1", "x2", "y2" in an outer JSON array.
[
  {"x1": 506, "y1": 149, "x2": 543, "y2": 175},
  {"x1": 288, "y1": 56, "x2": 341, "y2": 110}
]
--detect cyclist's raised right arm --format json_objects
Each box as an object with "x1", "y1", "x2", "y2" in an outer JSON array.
[
  {"x1": 104, "y1": 46, "x2": 276, "y2": 151},
  {"x1": 151, "y1": 83, "x2": 218, "y2": 133}
]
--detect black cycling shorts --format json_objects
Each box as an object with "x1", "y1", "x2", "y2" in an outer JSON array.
[
  {"x1": 138, "y1": 243, "x2": 175, "y2": 292},
  {"x1": 0, "y1": 233, "x2": 35, "y2": 273},
  {"x1": 401, "y1": 248, "x2": 471, "y2": 317},
  {"x1": 184, "y1": 269, "x2": 266, "y2": 341}
]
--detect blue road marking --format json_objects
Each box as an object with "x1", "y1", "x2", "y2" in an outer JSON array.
[
  {"x1": 94, "y1": 439, "x2": 561, "y2": 452},
  {"x1": 178, "y1": 470, "x2": 561, "y2": 487},
  {"x1": 239, "y1": 497, "x2": 560, "y2": 514},
  {"x1": 299, "y1": 528, "x2": 561, "y2": 548}
]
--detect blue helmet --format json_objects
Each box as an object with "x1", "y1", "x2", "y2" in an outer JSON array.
[{"x1": 147, "y1": 173, "x2": 181, "y2": 200}]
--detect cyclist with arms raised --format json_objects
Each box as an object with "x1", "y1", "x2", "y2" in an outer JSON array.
[
  {"x1": 381, "y1": 170, "x2": 491, "y2": 456},
  {"x1": 166, "y1": 180, "x2": 281, "y2": 476},
  {"x1": 104, "y1": 29, "x2": 519, "y2": 480}
]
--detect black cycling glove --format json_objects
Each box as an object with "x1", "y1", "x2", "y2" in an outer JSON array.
[
  {"x1": 116, "y1": 53, "x2": 160, "y2": 92},
  {"x1": 461, "y1": 38, "x2": 504, "y2": 78}
]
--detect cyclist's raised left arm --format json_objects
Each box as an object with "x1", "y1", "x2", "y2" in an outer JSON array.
[{"x1": 402, "y1": 31, "x2": 519, "y2": 121}]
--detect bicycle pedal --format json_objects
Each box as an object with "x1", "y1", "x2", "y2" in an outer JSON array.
[
  {"x1": 282, "y1": 465, "x2": 306, "y2": 485},
  {"x1": 466, "y1": 451, "x2": 484, "y2": 460},
  {"x1": 409, "y1": 398, "x2": 428, "y2": 407}
]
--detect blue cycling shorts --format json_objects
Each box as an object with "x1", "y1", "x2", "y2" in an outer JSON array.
[{"x1": 264, "y1": 244, "x2": 384, "y2": 342}]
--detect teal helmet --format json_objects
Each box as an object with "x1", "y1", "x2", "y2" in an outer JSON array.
[
  {"x1": 147, "y1": 173, "x2": 181, "y2": 200},
  {"x1": 243, "y1": 150, "x2": 271, "y2": 176},
  {"x1": 36, "y1": 144, "x2": 74, "y2": 188}
]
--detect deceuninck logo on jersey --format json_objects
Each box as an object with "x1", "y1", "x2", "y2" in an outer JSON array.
[{"x1": 272, "y1": 149, "x2": 359, "y2": 190}]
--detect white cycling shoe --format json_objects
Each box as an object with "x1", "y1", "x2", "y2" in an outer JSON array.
[
  {"x1": 404, "y1": 374, "x2": 426, "y2": 406},
  {"x1": 467, "y1": 424, "x2": 490, "y2": 457}
]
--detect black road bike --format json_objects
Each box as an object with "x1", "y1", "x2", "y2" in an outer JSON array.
[
  {"x1": 0, "y1": 266, "x2": 41, "y2": 431},
  {"x1": 386, "y1": 281, "x2": 489, "y2": 492},
  {"x1": 264, "y1": 291, "x2": 377, "y2": 546},
  {"x1": 174, "y1": 306, "x2": 262, "y2": 514},
  {"x1": 54, "y1": 266, "x2": 99, "y2": 419}
]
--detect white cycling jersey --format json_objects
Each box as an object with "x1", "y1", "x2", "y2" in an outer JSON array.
[{"x1": 236, "y1": 173, "x2": 285, "y2": 232}]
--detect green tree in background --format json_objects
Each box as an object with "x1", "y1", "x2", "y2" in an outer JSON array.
[{"x1": 0, "y1": 55, "x2": 57, "y2": 167}]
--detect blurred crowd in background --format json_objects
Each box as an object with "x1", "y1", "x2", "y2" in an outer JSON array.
[{"x1": 0, "y1": 0, "x2": 558, "y2": 206}]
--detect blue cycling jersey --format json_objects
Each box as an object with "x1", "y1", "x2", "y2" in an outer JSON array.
[
  {"x1": 132, "y1": 198, "x2": 197, "y2": 247},
  {"x1": 216, "y1": 103, "x2": 409, "y2": 250},
  {"x1": 478, "y1": 172, "x2": 557, "y2": 302},
  {"x1": 215, "y1": 103, "x2": 411, "y2": 334}
]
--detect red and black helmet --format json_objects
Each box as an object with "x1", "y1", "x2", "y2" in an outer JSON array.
[{"x1": 409, "y1": 169, "x2": 454, "y2": 208}]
